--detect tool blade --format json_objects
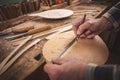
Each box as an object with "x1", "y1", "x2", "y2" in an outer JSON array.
[
  {"x1": 0, "y1": 31, "x2": 11, "y2": 36},
  {"x1": 5, "y1": 32, "x2": 27, "y2": 40},
  {"x1": 55, "y1": 37, "x2": 77, "y2": 58}
]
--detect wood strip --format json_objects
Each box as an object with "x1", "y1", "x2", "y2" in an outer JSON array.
[
  {"x1": 0, "y1": 6, "x2": 9, "y2": 20},
  {"x1": 23, "y1": 2, "x2": 28, "y2": 14},
  {"x1": 0, "y1": 36, "x2": 32, "y2": 72},
  {"x1": 31, "y1": 1, "x2": 35, "y2": 12},
  {"x1": 10, "y1": 5, "x2": 17, "y2": 18},
  {"x1": 33, "y1": 1, "x2": 37, "y2": 11},
  {"x1": 15, "y1": 3, "x2": 23, "y2": 16},
  {"x1": 45, "y1": 25, "x2": 72, "y2": 40},
  {"x1": 36, "y1": 0, "x2": 40, "y2": 10},
  {"x1": 0, "y1": 38, "x2": 41, "y2": 75},
  {"x1": 7, "y1": 5, "x2": 14, "y2": 19},
  {"x1": 0, "y1": 14, "x2": 3, "y2": 21},
  {"x1": 0, "y1": 6, "x2": 7, "y2": 21}
]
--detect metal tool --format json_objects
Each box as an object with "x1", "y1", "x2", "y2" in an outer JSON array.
[
  {"x1": 5, "y1": 25, "x2": 51, "y2": 40},
  {"x1": 55, "y1": 37, "x2": 77, "y2": 58},
  {"x1": 0, "y1": 26, "x2": 34, "y2": 36},
  {"x1": 76, "y1": 14, "x2": 86, "y2": 39},
  {"x1": 55, "y1": 14, "x2": 86, "y2": 58}
]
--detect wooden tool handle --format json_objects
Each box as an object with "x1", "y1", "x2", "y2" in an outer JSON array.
[
  {"x1": 28, "y1": 26, "x2": 51, "y2": 35},
  {"x1": 12, "y1": 26, "x2": 34, "y2": 33}
]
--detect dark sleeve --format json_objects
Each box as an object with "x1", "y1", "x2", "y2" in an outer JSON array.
[
  {"x1": 103, "y1": 2, "x2": 120, "y2": 32},
  {"x1": 85, "y1": 64, "x2": 120, "y2": 80}
]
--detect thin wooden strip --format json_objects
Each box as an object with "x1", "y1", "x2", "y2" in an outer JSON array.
[
  {"x1": 49, "y1": 0, "x2": 52, "y2": 6},
  {"x1": 0, "y1": 36, "x2": 32, "y2": 72},
  {"x1": 45, "y1": 25, "x2": 72, "y2": 40},
  {"x1": 44, "y1": 0, "x2": 49, "y2": 6},
  {"x1": 0, "y1": 38, "x2": 41, "y2": 75}
]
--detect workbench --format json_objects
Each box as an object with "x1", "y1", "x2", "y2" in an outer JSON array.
[{"x1": 0, "y1": 1, "x2": 117, "y2": 80}]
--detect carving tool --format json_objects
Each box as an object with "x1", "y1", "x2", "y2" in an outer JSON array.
[
  {"x1": 0, "y1": 38, "x2": 40, "y2": 75},
  {"x1": 0, "y1": 26, "x2": 34, "y2": 36},
  {"x1": 5, "y1": 26, "x2": 51, "y2": 40},
  {"x1": 76, "y1": 14, "x2": 86, "y2": 39},
  {"x1": 55, "y1": 37, "x2": 77, "y2": 58},
  {"x1": 55, "y1": 14, "x2": 86, "y2": 58}
]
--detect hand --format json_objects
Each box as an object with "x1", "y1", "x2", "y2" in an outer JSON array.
[
  {"x1": 44, "y1": 58, "x2": 87, "y2": 80},
  {"x1": 72, "y1": 17, "x2": 112, "y2": 39}
]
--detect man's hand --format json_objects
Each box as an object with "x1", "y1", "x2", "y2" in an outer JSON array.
[
  {"x1": 44, "y1": 58, "x2": 87, "y2": 80},
  {"x1": 72, "y1": 17, "x2": 112, "y2": 39}
]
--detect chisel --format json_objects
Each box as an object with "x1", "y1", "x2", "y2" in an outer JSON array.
[
  {"x1": 0, "y1": 26, "x2": 34, "y2": 36},
  {"x1": 55, "y1": 37, "x2": 77, "y2": 58},
  {"x1": 5, "y1": 26, "x2": 51, "y2": 40},
  {"x1": 56, "y1": 14, "x2": 86, "y2": 58}
]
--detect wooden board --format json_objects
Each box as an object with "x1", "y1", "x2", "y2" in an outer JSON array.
[{"x1": 43, "y1": 31, "x2": 109, "y2": 64}]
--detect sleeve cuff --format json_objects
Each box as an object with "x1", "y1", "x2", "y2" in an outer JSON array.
[
  {"x1": 85, "y1": 64, "x2": 118, "y2": 80},
  {"x1": 85, "y1": 63, "x2": 98, "y2": 80}
]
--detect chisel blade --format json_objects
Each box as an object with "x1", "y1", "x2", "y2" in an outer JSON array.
[
  {"x1": 0, "y1": 31, "x2": 11, "y2": 36},
  {"x1": 5, "y1": 32, "x2": 27, "y2": 40},
  {"x1": 55, "y1": 37, "x2": 77, "y2": 58},
  {"x1": 0, "y1": 29, "x2": 12, "y2": 36}
]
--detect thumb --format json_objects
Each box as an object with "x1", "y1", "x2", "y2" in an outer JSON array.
[
  {"x1": 44, "y1": 62, "x2": 59, "y2": 73},
  {"x1": 52, "y1": 58, "x2": 70, "y2": 65},
  {"x1": 77, "y1": 21, "x2": 91, "y2": 35}
]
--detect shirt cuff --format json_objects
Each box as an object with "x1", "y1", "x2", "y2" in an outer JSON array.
[
  {"x1": 85, "y1": 63, "x2": 98, "y2": 80},
  {"x1": 85, "y1": 64, "x2": 118, "y2": 80}
]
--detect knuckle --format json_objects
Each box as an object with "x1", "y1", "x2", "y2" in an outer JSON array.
[
  {"x1": 87, "y1": 21, "x2": 93, "y2": 26},
  {"x1": 44, "y1": 64, "x2": 48, "y2": 71}
]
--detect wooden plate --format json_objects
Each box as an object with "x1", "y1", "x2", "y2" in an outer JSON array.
[
  {"x1": 29, "y1": 9, "x2": 74, "y2": 19},
  {"x1": 43, "y1": 31, "x2": 109, "y2": 64}
]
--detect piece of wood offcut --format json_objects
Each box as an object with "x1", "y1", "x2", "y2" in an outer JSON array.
[
  {"x1": 0, "y1": 38, "x2": 40, "y2": 75},
  {"x1": 0, "y1": 36, "x2": 32, "y2": 72},
  {"x1": 43, "y1": 31, "x2": 109, "y2": 65}
]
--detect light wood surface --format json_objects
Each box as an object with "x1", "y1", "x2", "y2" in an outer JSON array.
[{"x1": 43, "y1": 31, "x2": 109, "y2": 64}]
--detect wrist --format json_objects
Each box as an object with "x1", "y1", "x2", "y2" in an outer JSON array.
[
  {"x1": 78, "y1": 63, "x2": 87, "y2": 80},
  {"x1": 100, "y1": 17, "x2": 113, "y2": 31},
  {"x1": 84, "y1": 63, "x2": 98, "y2": 80}
]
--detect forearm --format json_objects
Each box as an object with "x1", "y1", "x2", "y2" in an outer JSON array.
[
  {"x1": 103, "y1": 2, "x2": 120, "y2": 32},
  {"x1": 85, "y1": 64, "x2": 120, "y2": 80}
]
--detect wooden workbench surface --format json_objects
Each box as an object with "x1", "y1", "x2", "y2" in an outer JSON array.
[{"x1": 0, "y1": 1, "x2": 108, "y2": 80}]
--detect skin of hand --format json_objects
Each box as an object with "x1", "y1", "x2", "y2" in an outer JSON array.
[
  {"x1": 72, "y1": 17, "x2": 112, "y2": 39},
  {"x1": 44, "y1": 58, "x2": 87, "y2": 80}
]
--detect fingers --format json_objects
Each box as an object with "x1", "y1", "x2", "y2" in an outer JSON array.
[
  {"x1": 85, "y1": 30, "x2": 91, "y2": 35},
  {"x1": 44, "y1": 58, "x2": 70, "y2": 73},
  {"x1": 77, "y1": 21, "x2": 91, "y2": 36},
  {"x1": 86, "y1": 34, "x2": 95, "y2": 39},
  {"x1": 72, "y1": 17, "x2": 86, "y2": 36},
  {"x1": 44, "y1": 62, "x2": 57, "y2": 72},
  {"x1": 44, "y1": 63, "x2": 60, "y2": 80}
]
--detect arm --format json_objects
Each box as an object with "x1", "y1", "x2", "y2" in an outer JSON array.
[
  {"x1": 85, "y1": 64, "x2": 120, "y2": 80},
  {"x1": 44, "y1": 58, "x2": 120, "y2": 80},
  {"x1": 103, "y1": 2, "x2": 120, "y2": 32},
  {"x1": 72, "y1": 2, "x2": 120, "y2": 39}
]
